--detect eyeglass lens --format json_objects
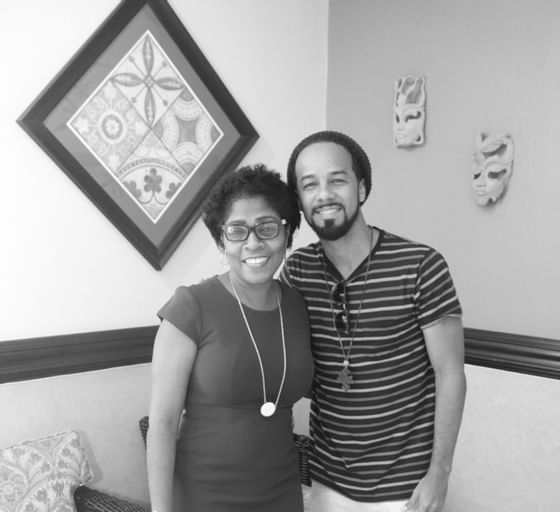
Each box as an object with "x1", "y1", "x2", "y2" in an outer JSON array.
[
  {"x1": 223, "y1": 221, "x2": 281, "y2": 241},
  {"x1": 332, "y1": 282, "x2": 350, "y2": 335}
]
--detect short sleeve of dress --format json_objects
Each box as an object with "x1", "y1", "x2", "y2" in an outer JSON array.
[
  {"x1": 157, "y1": 286, "x2": 202, "y2": 344},
  {"x1": 415, "y1": 249, "x2": 462, "y2": 329}
]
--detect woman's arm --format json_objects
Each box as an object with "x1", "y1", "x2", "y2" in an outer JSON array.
[{"x1": 147, "y1": 320, "x2": 197, "y2": 512}]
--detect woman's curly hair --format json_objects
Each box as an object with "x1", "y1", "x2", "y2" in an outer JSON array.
[{"x1": 202, "y1": 163, "x2": 300, "y2": 250}]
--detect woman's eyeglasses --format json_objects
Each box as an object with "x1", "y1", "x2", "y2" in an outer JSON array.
[
  {"x1": 332, "y1": 281, "x2": 351, "y2": 335},
  {"x1": 222, "y1": 219, "x2": 286, "y2": 242}
]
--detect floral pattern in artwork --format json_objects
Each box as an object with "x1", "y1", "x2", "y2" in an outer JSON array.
[{"x1": 68, "y1": 31, "x2": 223, "y2": 222}]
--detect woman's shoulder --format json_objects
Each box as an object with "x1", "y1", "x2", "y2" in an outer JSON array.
[
  {"x1": 165, "y1": 275, "x2": 222, "y2": 309},
  {"x1": 177, "y1": 274, "x2": 222, "y2": 294}
]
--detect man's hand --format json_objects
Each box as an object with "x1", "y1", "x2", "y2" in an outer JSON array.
[{"x1": 404, "y1": 468, "x2": 449, "y2": 512}]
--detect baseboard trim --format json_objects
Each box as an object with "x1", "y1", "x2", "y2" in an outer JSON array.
[{"x1": 0, "y1": 326, "x2": 558, "y2": 383}]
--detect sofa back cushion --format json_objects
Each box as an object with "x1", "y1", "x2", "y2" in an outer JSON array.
[{"x1": 0, "y1": 431, "x2": 93, "y2": 512}]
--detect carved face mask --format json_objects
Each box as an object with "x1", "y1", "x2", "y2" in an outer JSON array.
[
  {"x1": 393, "y1": 75, "x2": 426, "y2": 147},
  {"x1": 472, "y1": 132, "x2": 514, "y2": 206}
]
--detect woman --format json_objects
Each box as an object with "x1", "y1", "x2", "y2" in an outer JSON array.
[{"x1": 147, "y1": 164, "x2": 314, "y2": 512}]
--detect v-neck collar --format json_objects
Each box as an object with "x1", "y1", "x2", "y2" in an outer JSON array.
[{"x1": 319, "y1": 227, "x2": 384, "y2": 282}]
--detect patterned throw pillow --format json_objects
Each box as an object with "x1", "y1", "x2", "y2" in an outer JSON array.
[{"x1": 0, "y1": 431, "x2": 93, "y2": 512}]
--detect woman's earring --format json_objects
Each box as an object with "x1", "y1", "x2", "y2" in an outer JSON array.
[{"x1": 220, "y1": 250, "x2": 229, "y2": 267}]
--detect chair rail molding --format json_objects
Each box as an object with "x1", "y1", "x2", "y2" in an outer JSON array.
[
  {"x1": 0, "y1": 326, "x2": 558, "y2": 383},
  {"x1": 464, "y1": 327, "x2": 560, "y2": 380},
  {"x1": 0, "y1": 326, "x2": 157, "y2": 384}
]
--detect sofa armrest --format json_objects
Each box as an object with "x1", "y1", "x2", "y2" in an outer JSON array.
[{"x1": 74, "y1": 486, "x2": 150, "y2": 512}]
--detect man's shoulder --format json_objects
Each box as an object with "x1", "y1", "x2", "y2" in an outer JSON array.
[
  {"x1": 379, "y1": 229, "x2": 453, "y2": 278},
  {"x1": 282, "y1": 242, "x2": 323, "y2": 285},
  {"x1": 287, "y1": 241, "x2": 322, "y2": 261},
  {"x1": 380, "y1": 229, "x2": 438, "y2": 254}
]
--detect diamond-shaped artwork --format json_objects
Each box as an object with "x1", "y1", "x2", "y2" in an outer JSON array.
[
  {"x1": 19, "y1": 0, "x2": 258, "y2": 269},
  {"x1": 68, "y1": 31, "x2": 223, "y2": 223}
]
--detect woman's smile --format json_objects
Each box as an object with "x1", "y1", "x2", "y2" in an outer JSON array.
[{"x1": 243, "y1": 256, "x2": 270, "y2": 267}]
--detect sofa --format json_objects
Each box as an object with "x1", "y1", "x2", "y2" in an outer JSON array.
[{"x1": 0, "y1": 430, "x2": 148, "y2": 512}]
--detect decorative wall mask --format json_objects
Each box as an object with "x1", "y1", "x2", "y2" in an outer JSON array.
[
  {"x1": 472, "y1": 132, "x2": 514, "y2": 206},
  {"x1": 393, "y1": 75, "x2": 426, "y2": 147}
]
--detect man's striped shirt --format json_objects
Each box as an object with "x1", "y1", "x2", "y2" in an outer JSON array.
[{"x1": 281, "y1": 228, "x2": 462, "y2": 502}]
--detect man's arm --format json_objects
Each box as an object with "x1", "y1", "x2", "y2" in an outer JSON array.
[{"x1": 406, "y1": 315, "x2": 466, "y2": 512}]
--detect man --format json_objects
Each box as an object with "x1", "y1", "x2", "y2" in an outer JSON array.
[{"x1": 281, "y1": 131, "x2": 466, "y2": 512}]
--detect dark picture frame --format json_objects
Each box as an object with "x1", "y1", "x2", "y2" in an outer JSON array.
[{"x1": 18, "y1": 0, "x2": 258, "y2": 270}]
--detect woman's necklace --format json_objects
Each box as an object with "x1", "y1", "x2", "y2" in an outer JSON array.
[
  {"x1": 321, "y1": 228, "x2": 374, "y2": 391},
  {"x1": 230, "y1": 279, "x2": 287, "y2": 417}
]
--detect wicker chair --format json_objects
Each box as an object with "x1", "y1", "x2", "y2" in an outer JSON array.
[{"x1": 74, "y1": 486, "x2": 149, "y2": 512}]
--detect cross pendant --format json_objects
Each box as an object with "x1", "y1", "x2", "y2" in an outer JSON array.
[{"x1": 337, "y1": 360, "x2": 353, "y2": 391}]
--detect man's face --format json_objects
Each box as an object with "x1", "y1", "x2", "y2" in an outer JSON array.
[{"x1": 294, "y1": 142, "x2": 365, "y2": 241}]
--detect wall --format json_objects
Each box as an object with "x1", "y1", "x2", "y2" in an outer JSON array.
[
  {"x1": 328, "y1": 0, "x2": 560, "y2": 340},
  {"x1": 327, "y1": 1, "x2": 560, "y2": 510},
  {"x1": 1, "y1": 0, "x2": 328, "y2": 501},
  {"x1": 2, "y1": 0, "x2": 326, "y2": 341}
]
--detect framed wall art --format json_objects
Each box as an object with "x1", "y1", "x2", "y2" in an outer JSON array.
[{"x1": 18, "y1": 0, "x2": 258, "y2": 270}]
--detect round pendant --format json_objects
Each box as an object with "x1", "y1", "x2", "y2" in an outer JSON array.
[{"x1": 260, "y1": 402, "x2": 276, "y2": 417}]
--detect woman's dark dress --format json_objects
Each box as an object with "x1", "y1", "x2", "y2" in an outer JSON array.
[{"x1": 158, "y1": 276, "x2": 314, "y2": 512}]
